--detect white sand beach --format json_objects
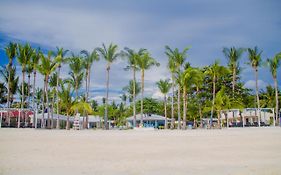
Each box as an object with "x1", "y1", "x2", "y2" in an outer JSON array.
[{"x1": 0, "y1": 128, "x2": 281, "y2": 175}]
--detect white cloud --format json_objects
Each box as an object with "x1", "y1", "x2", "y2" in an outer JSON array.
[{"x1": 244, "y1": 80, "x2": 268, "y2": 90}]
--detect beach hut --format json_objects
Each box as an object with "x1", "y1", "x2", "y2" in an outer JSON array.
[{"x1": 126, "y1": 114, "x2": 170, "y2": 128}]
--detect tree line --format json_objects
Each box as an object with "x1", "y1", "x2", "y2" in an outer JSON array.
[{"x1": 0, "y1": 42, "x2": 280, "y2": 129}]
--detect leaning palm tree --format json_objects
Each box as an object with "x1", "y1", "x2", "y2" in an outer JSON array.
[
  {"x1": 223, "y1": 47, "x2": 245, "y2": 97},
  {"x1": 5, "y1": 42, "x2": 17, "y2": 108},
  {"x1": 266, "y1": 52, "x2": 281, "y2": 126},
  {"x1": 80, "y1": 49, "x2": 99, "y2": 128},
  {"x1": 248, "y1": 46, "x2": 263, "y2": 127},
  {"x1": 205, "y1": 60, "x2": 230, "y2": 128},
  {"x1": 96, "y1": 43, "x2": 120, "y2": 130},
  {"x1": 156, "y1": 79, "x2": 172, "y2": 129},
  {"x1": 37, "y1": 51, "x2": 58, "y2": 128},
  {"x1": 123, "y1": 47, "x2": 146, "y2": 127},
  {"x1": 17, "y1": 43, "x2": 34, "y2": 110},
  {"x1": 165, "y1": 46, "x2": 190, "y2": 129},
  {"x1": 136, "y1": 52, "x2": 159, "y2": 126}
]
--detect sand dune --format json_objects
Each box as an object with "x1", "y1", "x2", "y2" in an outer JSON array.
[{"x1": 0, "y1": 128, "x2": 281, "y2": 175}]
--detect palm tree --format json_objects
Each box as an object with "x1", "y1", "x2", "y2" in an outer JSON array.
[
  {"x1": 68, "y1": 54, "x2": 84, "y2": 104},
  {"x1": 156, "y1": 79, "x2": 172, "y2": 129},
  {"x1": 266, "y1": 52, "x2": 281, "y2": 126},
  {"x1": 123, "y1": 80, "x2": 141, "y2": 104},
  {"x1": 165, "y1": 46, "x2": 190, "y2": 129},
  {"x1": 80, "y1": 49, "x2": 99, "y2": 128},
  {"x1": 123, "y1": 47, "x2": 146, "y2": 127},
  {"x1": 96, "y1": 43, "x2": 120, "y2": 130},
  {"x1": 5, "y1": 42, "x2": 17, "y2": 108},
  {"x1": 55, "y1": 47, "x2": 68, "y2": 129},
  {"x1": 205, "y1": 60, "x2": 229, "y2": 128},
  {"x1": 49, "y1": 72, "x2": 58, "y2": 128},
  {"x1": 30, "y1": 48, "x2": 41, "y2": 127},
  {"x1": 37, "y1": 51, "x2": 58, "y2": 128},
  {"x1": 17, "y1": 43, "x2": 34, "y2": 110},
  {"x1": 223, "y1": 47, "x2": 245, "y2": 97},
  {"x1": 26, "y1": 63, "x2": 33, "y2": 108},
  {"x1": 193, "y1": 68, "x2": 204, "y2": 128},
  {"x1": 59, "y1": 82, "x2": 74, "y2": 130},
  {"x1": 248, "y1": 46, "x2": 263, "y2": 127},
  {"x1": 167, "y1": 58, "x2": 176, "y2": 128},
  {"x1": 136, "y1": 52, "x2": 159, "y2": 126},
  {"x1": 120, "y1": 94, "x2": 127, "y2": 107},
  {"x1": 182, "y1": 67, "x2": 202, "y2": 129},
  {"x1": 0, "y1": 66, "x2": 19, "y2": 106}
]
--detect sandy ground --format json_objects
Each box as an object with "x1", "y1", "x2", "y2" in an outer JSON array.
[{"x1": 0, "y1": 128, "x2": 281, "y2": 175}]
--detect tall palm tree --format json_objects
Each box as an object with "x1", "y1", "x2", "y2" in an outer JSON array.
[
  {"x1": 30, "y1": 48, "x2": 41, "y2": 127},
  {"x1": 123, "y1": 47, "x2": 146, "y2": 127},
  {"x1": 156, "y1": 79, "x2": 172, "y2": 129},
  {"x1": 223, "y1": 47, "x2": 244, "y2": 97},
  {"x1": 26, "y1": 63, "x2": 33, "y2": 108},
  {"x1": 68, "y1": 54, "x2": 84, "y2": 103},
  {"x1": 205, "y1": 60, "x2": 229, "y2": 128},
  {"x1": 49, "y1": 72, "x2": 58, "y2": 128},
  {"x1": 136, "y1": 52, "x2": 159, "y2": 126},
  {"x1": 17, "y1": 43, "x2": 34, "y2": 110},
  {"x1": 165, "y1": 46, "x2": 190, "y2": 129},
  {"x1": 248, "y1": 46, "x2": 263, "y2": 127},
  {"x1": 54, "y1": 47, "x2": 68, "y2": 129},
  {"x1": 266, "y1": 52, "x2": 281, "y2": 126},
  {"x1": 182, "y1": 67, "x2": 201, "y2": 129},
  {"x1": 193, "y1": 68, "x2": 204, "y2": 128},
  {"x1": 96, "y1": 43, "x2": 120, "y2": 130},
  {"x1": 37, "y1": 51, "x2": 58, "y2": 128},
  {"x1": 5, "y1": 42, "x2": 17, "y2": 108},
  {"x1": 80, "y1": 49, "x2": 99, "y2": 128},
  {"x1": 167, "y1": 58, "x2": 176, "y2": 128}
]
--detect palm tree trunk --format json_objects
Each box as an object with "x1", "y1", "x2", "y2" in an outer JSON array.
[
  {"x1": 42, "y1": 79, "x2": 45, "y2": 129},
  {"x1": 19, "y1": 69, "x2": 25, "y2": 128},
  {"x1": 83, "y1": 69, "x2": 88, "y2": 129},
  {"x1": 274, "y1": 77, "x2": 278, "y2": 126},
  {"x1": 217, "y1": 111, "x2": 221, "y2": 129},
  {"x1": 182, "y1": 86, "x2": 187, "y2": 129},
  {"x1": 140, "y1": 69, "x2": 144, "y2": 126},
  {"x1": 51, "y1": 93, "x2": 55, "y2": 128},
  {"x1": 232, "y1": 67, "x2": 236, "y2": 97},
  {"x1": 177, "y1": 85, "x2": 181, "y2": 130},
  {"x1": 46, "y1": 76, "x2": 50, "y2": 129},
  {"x1": 196, "y1": 87, "x2": 203, "y2": 128},
  {"x1": 104, "y1": 65, "x2": 110, "y2": 130},
  {"x1": 86, "y1": 68, "x2": 91, "y2": 129},
  {"x1": 7, "y1": 63, "x2": 11, "y2": 127},
  {"x1": 56, "y1": 66, "x2": 60, "y2": 129},
  {"x1": 133, "y1": 67, "x2": 136, "y2": 127},
  {"x1": 164, "y1": 94, "x2": 167, "y2": 129},
  {"x1": 27, "y1": 73, "x2": 31, "y2": 108},
  {"x1": 210, "y1": 76, "x2": 216, "y2": 128},
  {"x1": 32, "y1": 71, "x2": 36, "y2": 128},
  {"x1": 66, "y1": 113, "x2": 70, "y2": 130},
  {"x1": 7, "y1": 62, "x2": 11, "y2": 108},
  {"x1": 255, "y1": 68, "x2": 261, "y2": 127},
  {"x1": 171, "y1": 74, "x2": 175, "y2": 129}
]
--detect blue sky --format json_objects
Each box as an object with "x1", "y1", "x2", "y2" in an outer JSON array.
[{"x1": 0, "y1": 0, "x2": 281, "y2": 103}]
